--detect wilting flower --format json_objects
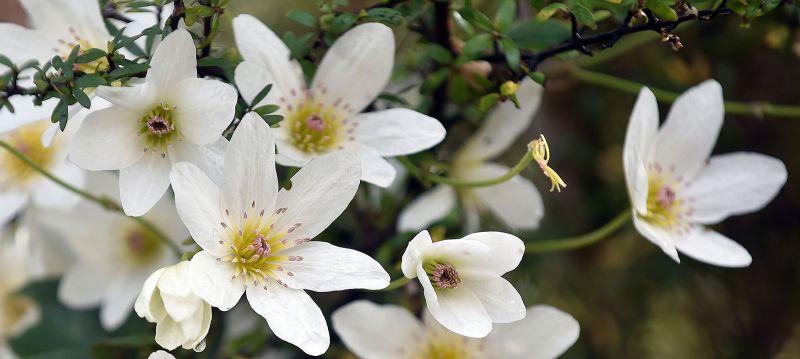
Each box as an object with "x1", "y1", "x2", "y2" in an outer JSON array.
[
  {"x1": 333, "y1": 300, "x2": 580, "y2": 359},
  {"x1": 0, "y1": 231, "x2": 42, "y2": 359},
  {"x1": 170, "y1": 113, "x2": 389, "y2": 355},
  {"x1": 623, "y1": 80, "x2": 787, "y2": 266},
  {"x1": 69, "y1": 29, "x2": 236, "y2": 216},
  {"x1": 401, "y1": 230, "x2": 526, "y2": 337},
  {"x1": 232, "y1": 15, "x2": 446, "y2": 187},
  {"x1": 135, "y1": 261, "x2": 211, "y2": 352},
  {"x1": 398, "y1": 78, "x2": 545, "y2": 232},
  {"x1": 0, "y1": 116, "x2": 84, "y2": 225},
  {"x1": 46, "y1": 172, "x2": 186, "y2": 330}
]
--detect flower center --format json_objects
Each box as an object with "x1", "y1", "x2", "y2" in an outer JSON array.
[
  {"x1": 139, "y1": 104, "x2": 178, "y2": 155},
  {"x1": 416, "y1": 334, "x2": 482, "y2": 359},
  {"x1": 642, "y1": 172, "x2": 685, "y2": 230},
  {"x1": 121, "y1": 227, "x2": 163, "y2": 265},
  {"x1": 217, "y1": 201, "x2": 306, "y2": 288},
  {"x1": 0, "y1": 121, "x2": 57, "y2": 191},
  {"x1": 55, "y1": 27, "x2": 109, "y2": 74},
  {"x1": 287, "y1": 99, "x2": 347, "y2": 154},
  {"x1": 424, "y1": 262, "x2": 461, "y2": 289}
]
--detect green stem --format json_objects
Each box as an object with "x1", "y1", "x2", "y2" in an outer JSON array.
[
  {"x1": 571, "y1": 68, "x2": 800, "y2": 118},
  {"x1": 381, "y1": 276, "x2": 411, "y2": 291},
  {"x1": 525, "y1": 210, "x2": 631, "y2": 253},
  {"x1": 0, "y1": 140, "x2": 181, "y2": 256},
  {"x1": 398, "y1": 148, "x2": 534, "y2": 188}
]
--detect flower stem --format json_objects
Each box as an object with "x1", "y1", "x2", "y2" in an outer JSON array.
[
  {"x1": 0, "y1": 139, "x2": 181, "y2": 256},
  {"x1": 525, "y1": 210, "x2": 631, "y2": 253},
  {"x1": 398, "y1": 147, "x2": 534, "y2": 188},
  {"x1": 381, "y1": 277, "x2": 411, "y2": 291},
  {"x1": 571, "y1": 68, "x2": 800, "y2": 118}
]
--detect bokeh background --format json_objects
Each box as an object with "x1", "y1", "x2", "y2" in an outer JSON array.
[{"x1": 2, "y1": 1, "x2": 799, "y2": 358}]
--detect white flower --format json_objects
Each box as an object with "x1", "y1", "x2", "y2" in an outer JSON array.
[
  {"x1": 0, "y1": 116, "x2": 84, "y2": 225},
  {"x1": 45, "y1": 172, "x2": 187, "y2": 330},
  {"x1": 148, "y1": 350, "x2": 175, "y2": 359},
  {"x1": 135, "y1": 261, "x2": 212, "y2": 352},
  {"x1": 401, "y1": 230, "x2": 526, "y2": 337},
  {"x1": 169, "y1": 113, "x2": 390, "y2": 356},
  {"x1": 232, "y1": 15, "x2": 446, "y2": 188},
  {"x1": 333, "y1": 300, "x2": 580, "y2": 359},
  {"x1": 69, "y1": 29, "x2": 237, "y2": 216},
  {"x1": 623, "y1": 80, "x2": 787, "y2": 267},
  {"x1": 397, "y1": 78, "x2": 545, "y2": 232}
]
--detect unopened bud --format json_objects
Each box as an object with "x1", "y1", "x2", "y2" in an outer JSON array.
[
  {"x1": 528, "y1": 134, "x2": 567, "y2": 192},
  {"x1": 500, "y1": 81, "x2": 519, "y2": 96}
]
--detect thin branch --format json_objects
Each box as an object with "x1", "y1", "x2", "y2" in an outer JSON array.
[
  {"x1": 525, "y1": 210, "x2": 631, "y2": 253},
  {"x1": 398, "y1": 147, "x2": 534, "y2": 188}
]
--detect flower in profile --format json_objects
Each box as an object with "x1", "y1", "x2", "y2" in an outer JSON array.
[
  {"x1": 401, "y1": 230, "x2": 526, "y2": 337},
  {"x1": 135, "y1": 261, "x2": 211, "y2": 352},
  {"x1": 0, "y1": 116, "x2": 84, "y2": 225},
  {"x1": 46, "y1": 172, "x2": 186, "y2": 330},
  {"x1": 170, "y1": 113, "x2": 390, "y2": 355},
  {"x1": 232, "y1": 15, "x2": 446, "y2": 187},
  {"x1": 333, "y1": 300, "x2": 580, "y2": 359},
  {"x1": 623, "y1": 80, "x2": 787, "y2": 266},
  {"x1": 397, "y1": 78, "x2": 545, "y2": 232},
  {"x1": 69, "y1": 29, "x2": 237, "y2": 216}
]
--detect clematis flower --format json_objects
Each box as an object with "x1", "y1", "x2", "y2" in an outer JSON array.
[
  {"x1": 401, "y1": 230, "x2": 526, "y2": 338},
  {"x1": 0, "y1": 115, "x2": 84, "y2": 225},
  {"x1": 45, "y1": 172, "x2": 186, "y2": 330},
  {"x1": 397, "y1": 78, "x2": 545, "y2": 232},
  {"x1": 135, "y1": 261, "x2": 212, "y2": 352},
  {"x1": 0, "y1": 230, "x2": 42, "y2": 359},
  {"x1": 623, "y1": 80, "x2": 787, "y2": 266},
  {"x1": 232, "y1": 15, "x2": 446, "y2": 187},
  {"x1": 333, "y1": 300, "x2": 580, "y2": 359},
  {"x1": 170, "y1": 113, "x2": 390, "y2": 355},
  {"x1": 69, "y1": 29, "x2": 237, "y2": 216},
  {"x1": 148, "y1": 351, "x2": 174, "y2": 359}
]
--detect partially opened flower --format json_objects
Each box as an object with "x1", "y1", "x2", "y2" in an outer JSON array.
[
  {"x1": 46, "y1": 172, "x2": 186, "y2": 330},
  {"x1": 401, "y1": 230, "x2": 526, "y2": 337},
  {"x1": 232, "y1": 15, "x2": 446, "y2": 187},
  {"x1": 170, "y1": 113, "x2": 390, "y2": 355},
  {"x1": 623, "y1": 80, "x2": 787, "y2": 266},
  {"x1": 69, "y1": 29, "x2": 236, "y2": 216},
  {"x1": 333, "y1": 300, "x2": 580, "y2": 359},
  {"x1": 398, "y1": 78, "x2": 545, "y2": 232},
  {"x1": 135, "y1": 261, "x2": 212, "y2": 352}
]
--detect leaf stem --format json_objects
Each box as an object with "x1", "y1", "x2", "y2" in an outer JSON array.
[
  {"x1": 399, "y1": 147, "x2": 534, "y2": 188},
  {"x1": 0, "y1": 139, "x2": 181, "y2": 256},
  {"x1": 525, "y1": 210, "x2": 631, "y2": 253}
]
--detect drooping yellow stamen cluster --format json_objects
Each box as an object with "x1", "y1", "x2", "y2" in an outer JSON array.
[
  {"x1": 642, "y1": 173, "x2": 685, "y2": 230},
  {"x1": 287, "y1": 99, "x2": 347, "y2": 154},
  {"x1": 0, "y1": 121, "x2": 57, "y2": 191},
  {"x1": 119, "y1": 226, "x2": 163, "y2": 266},
  {"x1": 218, "y1": 202, "x2": 306, "y2": 289},
  {"x1": 139, "y1": 104, "x2": 179, "y2": 154},
  {"x1": 529, "y1": 134, "x2": 567, "y2": 192}
]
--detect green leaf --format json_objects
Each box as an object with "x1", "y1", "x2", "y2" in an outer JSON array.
[
  {"x1": 573, "y1": 0, "x2": 597, "y2": 28},
  {"x1": 249, "y1": 84, "x2": 273, "y2": 108},
  {"x1": 499, "y1": 36, "x2": 521, "y2": 71},
  {"x1": 72, "y1": 87, "x2": 92, "y2": 108},
  {"x1": 192, "y1": 5, "x2": 215, "y2": 17},
  {"x1": 426, "y1": 43, "x2": 453, "y2": 64},
  {"x1": 253, "y1": 104, "x2": 280, "y2": 116},
  {"x1": 74, "y1": 48, "x2": 107, "y2": 64},
  {"x1": 330, "y1": 13, "x2": 358, "y2": 33},
  {"x1": 459, "y1": 5, "x2": 495, "y2": 32},
  {"x1": 527, "y1": 71, "x2": 547, "y2": 85},
  {"x1": 457, "y1": 33, "x2": 493, "y2": 64},
  {"x1": 366, "y1": 8, "x2": 404, "y2": 26},
  {"x1": 108, "y1": 63, "x2": 150, "y2": 80},
  {"x1": 51, "y1": 100, "x2": 67, "y2": 130},
  {"x1": 536, "y1": 3, "x2": 570, "y2": 20},
  {"x1": 478, "y1": 93, "x2": 500, "y2": 112},
  {"x1": 494, "y1": 0, "x2": 517, "y2": 31},
  {"x1": 506, "y1": 18, "x2": 570, "y2": 51},
  {"x1": 420, "y1": 68, "x2": 450, "y2": 94},
  {"x1": 287, "y1": 9, "x2": 318, "y2": 28},
  {"x1": 377, "y1": 93, "x2": 411, "y2": 106},
  {"x1": 261, "y1": 114, "x2": 284, "y2": 125},
  {"x1": 0, "y1": 55, "x2": 13, "y2": 69},
  {"x1": 646, "y1": 0, "x2": 679, "y2": 21}
]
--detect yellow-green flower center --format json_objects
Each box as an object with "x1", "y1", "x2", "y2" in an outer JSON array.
[
  {"x1": 0, "y1": 121, "x2": 57, "y2": 191},
  {"x1": 287, "y1": 100, "x2": 346, "y2": 154},
  {"x1": 642, "y1": 172, "x2": 685, "y2": 230},
  {"x1": 139, "y1": 104, "x2": 178, "y2": 153},
  {"x1": 120, "y1": 227, "x2": 163, "y2": 265}
]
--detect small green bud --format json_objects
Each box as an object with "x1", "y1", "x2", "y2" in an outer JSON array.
[{"x1": 500, "y1": 80, "x2": 519, "y2": 96}]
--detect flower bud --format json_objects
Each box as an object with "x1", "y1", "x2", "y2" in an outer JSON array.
[
  {"x1": 500, "y1": 80, "x2": 519, "y2": 96},
  {"x1": 135, "y1": 261, "x2": 211, "y2": 352}
]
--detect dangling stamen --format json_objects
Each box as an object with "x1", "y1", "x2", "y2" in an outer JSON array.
[{"x1": 529, "y1": 134, "x2": 567, "y2": 192}]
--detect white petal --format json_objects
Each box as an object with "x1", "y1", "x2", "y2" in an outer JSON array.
[
  {"x1": 168, "y1": 137, "x2": 227, "y2": 184},
  {"x1": 466, "y1": 277, "x2": 525, "y2": 323},
  {"x1": 417, "y1": 264, "x2": 439, "y2": 307},
  {"x1": 0, "y1": 96, "x2": 56, "y2": 132},
  {"x1": 673, "y1": 226, "x2": 751, "y2": 267},
  {"x1": 0, "y1": 192, "x2": 28, "y2": 225},
  {"x1": 467, "y1": 163, "x2": 544, "y2": 231},
  {"x1": 148, "y1": 350, "x2": 176, "y2": 359},
  {"x1": 119, "y1": 153, "x2": 172, "y2": 216},
  {"x1": 232, "y1": 15, "x2": 305, "y2": 110},
  {"x1": 155, "y1": 317, "x2": 186, "y2": 350},
  {"x1": 277, "y1": 241, "x2": 389, "y2": 291},
  {"x1": 188, "y1": 251, "x2": 245, "y2": 311},
  {"x1": 95, "y1": 82, "x2": 158, "y2": 112},
  {"x1": 343, "y1": 141, "x2": 396, "y2": 187},
  {"x1": 69, "y1": 106, "x2": 144, "y2": 170},
  {"x1": 428, "y1": 284, "x2": 492, "y2": 338},
  {"x1": 146, "y1": 29, "x2": 197, "y2": 92},
  {"x1": 311, "y1": 23, "x2": 394, "y2": 115},
  {"x1": 101, "y1": 272, "x2": 149, "y2": 330},
  {"x1": 274, "y1": 136, "x2": 314, "y2": 167},
  {"x1": 170, "y1": 78, "x2": 237, "y2": 145},
  {"x1": 273, "y1": 151, "x2": 360, "y2": 242},
  {"x1": 331, "y1": 300, "x2": 423, "y2": 359},
  {"x1": 683, "y1": 152, "x2": 787, "y2": 224},
  {"x1": 632, "y1": 215, "x2": 680, "y2": 263},
  {"x1": 651, "y1": 80, "x2": 724, "y2": 181},
  {"x1": 0, "y1": 24, "x2": 51, "y2": 64},
  {"x1": 448, "y1": 231, "x2": 525, "y2": 280},
  {"x1": 170, "y1": 162, "x2": 226, "y2": 256},
  {"x1": 22, "y1": 0, "x2": 108, "y2": 42},
  {"x1": 623, "y1": 87, "x2": 659, "y2": 214},
  {"x1": 221, "y1": 113, "x2": 278, "y2": 221},
  {"x1": 349, "y1": 109, "x2": 445, "y2": 157},
  {"x1": 486, "y1": 305, "x2": 580, "y2": 359},
  {"x1": 456, "y1": 78, "x2": 543, "y2": 162},
  {"x1": 58, "y1": 263, "x2": 114, "y2": 308},
  {"x1": 134, "y1": 267, "x2": 166, "y2": 322},
  {"x1": 401, "y1": 230, "x2": 433, "y2": 278},
  {"x1": 246, "y1": 284, "x2": 329, "y2": 356},
  {"x1": 396, "y1": 185, "x2": 456, "y2": 232}
]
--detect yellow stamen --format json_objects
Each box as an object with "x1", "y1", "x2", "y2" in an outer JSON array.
[{"x1": 528, "y1": 134, "x2": 567, "y2": 192}]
